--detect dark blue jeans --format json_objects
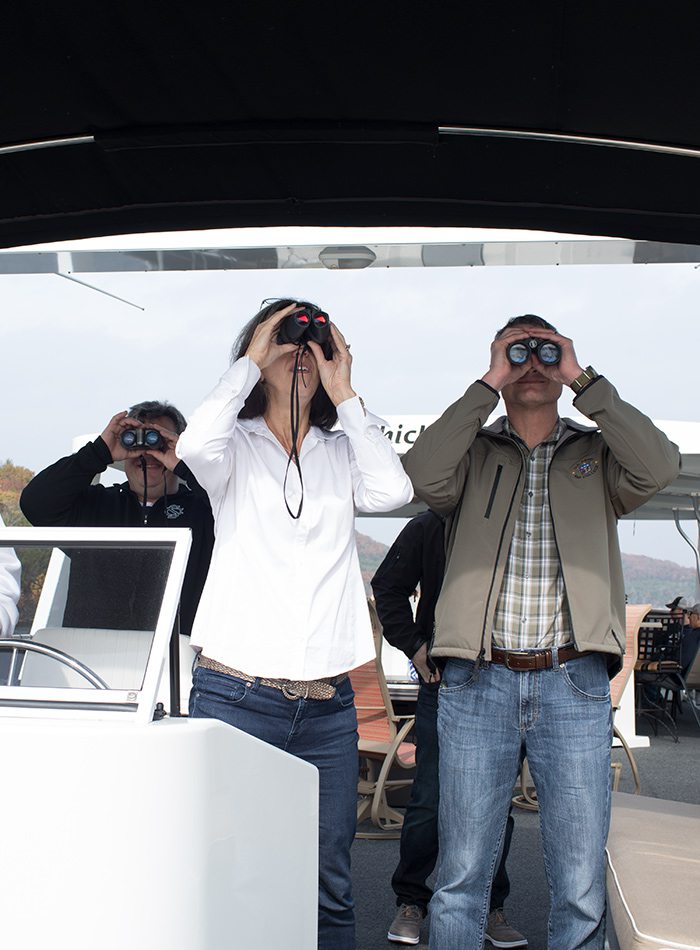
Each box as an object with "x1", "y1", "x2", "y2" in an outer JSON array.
[
  {"x1": 391, "y1": 679, "x2": 513, "y2": 915},
  {"x1": 189, "y1": 666, "x2": 359, "y2": 950}
]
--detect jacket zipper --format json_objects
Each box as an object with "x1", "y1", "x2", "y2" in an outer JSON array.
[{"x1": 477, "y1": 441, "x2": 524, "y2": 665}]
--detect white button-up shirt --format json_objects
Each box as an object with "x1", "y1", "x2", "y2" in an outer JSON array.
[{"x1": 176, "y1": 357, "x2": 414, "y2": 679}]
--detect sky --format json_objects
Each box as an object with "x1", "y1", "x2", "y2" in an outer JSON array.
[{"x1": 1, "y1": 224, "x2": 699, "y2": 578}]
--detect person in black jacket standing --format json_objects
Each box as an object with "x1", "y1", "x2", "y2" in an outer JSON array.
[
  {"x1": 20, "y1": 401, "x2": 214, "y2": 637},
  {"x1": 372, "y1": 511, "x2": 526, "y2": 948}
]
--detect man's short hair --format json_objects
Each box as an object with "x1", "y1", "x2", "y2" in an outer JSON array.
[
  {"x1": 666, "y1": 595, "x2": 693, "y2": 610},
  {"x1": 128, "y1": 400, "x2": 187, "y2": 435},
  {"x1": 495, "y1": 314, "x2": 558, "y2": 338},
  {"x1": 689, "y1": 603, "x2": 700, "y2": 616}
]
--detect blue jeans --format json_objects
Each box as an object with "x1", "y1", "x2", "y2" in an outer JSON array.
[
  {"x1": 189, "y1": 666, "x2": 359, "y2": 950},
  {"x1": 391, "y1": 679, "x2": 514, "y2": 915},
  {"x1": 430, "y1": 651, "x2": 612, "y2": 950}
]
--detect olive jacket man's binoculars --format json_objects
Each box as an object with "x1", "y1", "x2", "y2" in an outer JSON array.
[{"x1": 506, "y1": 337, "x2": 561, "y2": 366}]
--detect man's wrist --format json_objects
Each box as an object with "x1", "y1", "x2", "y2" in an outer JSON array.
[
  {"x1": 481, "y1": 371, "x2": 505, "y2": 392},
  {"x1": 570, "y1": 365, "x2": 599, "y2": 394}
]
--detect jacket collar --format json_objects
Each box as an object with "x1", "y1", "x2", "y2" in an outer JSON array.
[{"x1": 483, "y1": 414, "x2": 597, "y2": 439}]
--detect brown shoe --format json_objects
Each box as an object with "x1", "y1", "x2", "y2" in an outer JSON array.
[
  {"x1": 485, "y1": 908, "x2": 528, "y2": 948},
  {"x1": 387, "y1": 903, "x2": 424, "y2": 945}
]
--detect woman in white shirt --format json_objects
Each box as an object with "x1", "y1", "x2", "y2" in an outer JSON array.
[{"x1": 176, "y1": 299, "x2": 413, "y2": 949}]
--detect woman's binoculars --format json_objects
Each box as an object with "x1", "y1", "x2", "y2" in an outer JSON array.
[
  {"x1": 120, "y1": 428, "x2": 165, "y2": 450},
  {"x1": 507, "y1": 337, "x2": 561, "y2": 366},
  {"x1": 277, "y1": 307, "x2": 332, "y2": 357}
]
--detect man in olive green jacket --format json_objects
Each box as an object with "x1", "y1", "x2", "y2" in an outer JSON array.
[{"x1": 403, "y1": 315, "x2": 679, "y2": 950}]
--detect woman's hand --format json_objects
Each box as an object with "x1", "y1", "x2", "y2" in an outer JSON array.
[
  {"x1": 246, "y1": 303, "x2": 299, "y2": 372},
  {"x1": 307, "y1": 324, "x2": 357, "y2": 407}
]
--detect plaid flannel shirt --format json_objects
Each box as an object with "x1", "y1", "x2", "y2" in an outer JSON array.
[{"x1": 491, "y1": 418, "x2": 574, "y2": 651}]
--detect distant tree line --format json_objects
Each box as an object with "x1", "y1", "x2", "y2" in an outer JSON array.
[{"x1": 0, "y1": 460, "x2": 49, "y2": 621}]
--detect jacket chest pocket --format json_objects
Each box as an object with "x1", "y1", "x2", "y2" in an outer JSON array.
[{"x1": 484, "y1": 463, "x2": 504, "y2": 518}]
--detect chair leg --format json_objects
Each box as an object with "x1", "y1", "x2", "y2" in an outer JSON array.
[
  {"x1": 612, "y1": 724, "x2": 641, "y2": 794},
  {"x1": 512, "y1": 758, "x2": 539, "y2": 812},
  {"x1": 356, "y1": 718, "x2": 416, "y2": 839}
]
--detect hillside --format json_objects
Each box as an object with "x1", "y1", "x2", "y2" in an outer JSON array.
[
  {"x1": 356, "y1": 531, "x2": 697, "y2": 609},
  {"x1": 620, "y1": 553, "x2": 696, "y2": 607}
]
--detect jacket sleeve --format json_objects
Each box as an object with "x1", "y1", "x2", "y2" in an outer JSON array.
[
  {"x1": 371, "y1": 518, "x2": 426, "y2": 659},
  {"x1": 402, "y1": 381, "x2": 499, "y2": 514},
  {"x1": 336, "y1": 400, "x2": 414, "y2": 513},
  {"x1": 0, "y1": 517, "x2": 20, "y2": 637},
  {"x1": 574, "y1": 376, "x2": 681, "y2": 517},
  {"x1": 176, "y1": 357, "x2": 261, "y2": 502},
  {"x1": 19, "y1": 438, "x2": 113, "y2": 526}
]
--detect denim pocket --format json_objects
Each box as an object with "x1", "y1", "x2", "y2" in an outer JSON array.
[
  {"x1": 560, "y1": 654, "x2": 610, "y2": 702},
  {"x1": 335, "y1": 678, "x2": 356, "y2": 709},
  {"x1": 192, "y1": 667, "x2": 249, "y2": 705},
  {"x1": 440, "y1": 658, "x2": 477, "y2": 692}
]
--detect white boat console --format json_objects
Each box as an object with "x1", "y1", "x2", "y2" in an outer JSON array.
[{"x1": 0, "y1": 527, "x2": 318, "y2": 950}]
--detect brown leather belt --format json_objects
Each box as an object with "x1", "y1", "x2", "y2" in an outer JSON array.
[
  {"x1": 198, "y1": 655, "x2": 348, "y2": 700},
  {"x1": 491, "y1": 644, "x2": 591, "y2": 671}
]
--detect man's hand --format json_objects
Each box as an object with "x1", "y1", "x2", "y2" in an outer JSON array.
[
  {"x1": 138, "y1": 421, "x2": 181, "y2": 472},
  {"x1": 100, "y1": 411, "x2": 139, "y2": 462},
  {"x1": 412, "y1": 641, "x2": 440, "y2": 683},
  {"x1": 99, "y1": 413, "x2": 181, "y2": 470}
]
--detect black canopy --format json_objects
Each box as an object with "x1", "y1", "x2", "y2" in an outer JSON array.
[{"x1": 3, "y1": 2, "x2": 700, "y2": 247}]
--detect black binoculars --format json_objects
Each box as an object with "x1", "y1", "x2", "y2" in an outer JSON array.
[
  {"x1": 507, "y1": 337, "x2": 561, "y2": 366},
  {"x1": 277, "y1": 306, "x2": 332, "y2": 358},
  {"x1": 120, "y1": 428, "x2": 165, "y2": 451}
]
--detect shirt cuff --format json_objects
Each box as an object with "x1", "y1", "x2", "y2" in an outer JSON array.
[
  {"x1": 220, "y1": 355, "x2": 262, "y2": 396},
  {"x1": 336, "y1": 395, "x2": 372, "y2": 435}
]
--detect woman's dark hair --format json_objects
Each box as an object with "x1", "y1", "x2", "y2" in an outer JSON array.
[{"x1": 231, "y1": 298, "x2": 338, "y2": 430}]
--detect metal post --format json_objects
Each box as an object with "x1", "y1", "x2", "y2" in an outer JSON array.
[{"x1": 169, "y1": 610, "x2": 181, "y2": 717}]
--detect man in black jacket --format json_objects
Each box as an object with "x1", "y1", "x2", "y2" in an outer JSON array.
[
  {"x1": 372, "y1": 511, "x2": 526, "y2": 948},
  {"x1": 20, "y1": 401, "x2": 214, "y2": 637}
]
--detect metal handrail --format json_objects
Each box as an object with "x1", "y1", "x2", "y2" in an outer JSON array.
[{"x1": 0, "y1": 639, "x2": 108, "y2": 689}]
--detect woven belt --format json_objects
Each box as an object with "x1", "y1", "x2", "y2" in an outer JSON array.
[
  {"x1": 197, "y1": 655, "x2": 348, "y2": 700},
  {"x1": 491, "y1": 644, "x2": 591, "y2": 671}
]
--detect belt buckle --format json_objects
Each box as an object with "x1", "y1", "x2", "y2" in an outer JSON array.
[
  {"x1": 281, "y1": 680, "x2": 310, "y2": 701},
  {"x1": 504, "y1": 650, "x2": 530, "y2": 671}
]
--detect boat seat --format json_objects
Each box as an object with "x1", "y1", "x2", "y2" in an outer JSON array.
[
  {"x1": 20, "y1": 626, "x2": 153, "y2": 690},
  {"x1": 606, "y1": 792, "x2": 700, "y2": 949}
]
